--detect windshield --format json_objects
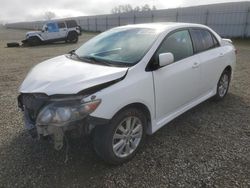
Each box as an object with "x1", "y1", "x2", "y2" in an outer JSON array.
[{"x1": 75, "y1": 28, "x2": 160, "y2": 66}]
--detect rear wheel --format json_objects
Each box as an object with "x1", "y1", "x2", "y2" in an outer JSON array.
[
  {"x1": 213, "y1": 69, "x2": 231, "y2": 101},
  {"x1": 28, "y1": 37, "x2": 41, "y2": 46},
  {"x1": 66, "y1": 32, "x2": 78, "y2": 43},
  {"x1": 93, "y1": 108, "x2": 147, "y2": 164}
]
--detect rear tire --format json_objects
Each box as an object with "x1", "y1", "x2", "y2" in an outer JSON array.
[
  {"x1": 93, "y1": 108, "x2": 147, "y2": 165},
  {"x1": 213, "y1": 69, "x2": 231, "y2": 101},
  {"x1": 66, "y1": 32, "x2": 78, "y2": 43}
]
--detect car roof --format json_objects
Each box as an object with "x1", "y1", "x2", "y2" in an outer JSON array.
[{"x1": 116, "y1": 22, "x2": 208, "y2": 31}]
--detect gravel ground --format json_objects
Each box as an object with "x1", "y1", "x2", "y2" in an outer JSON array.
[{"x1": 0, "y1": 28, "x2": 249, "y2": 188}]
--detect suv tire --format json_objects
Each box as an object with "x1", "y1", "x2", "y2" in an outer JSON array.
[
  {"x1": 93, "y1": 108, "x2": 147, "y2": 165},
  {"x1": 66, "y1": 32, "x2": 78, "y2": 43},
  {"x1": 28, "y1": 36, "x2": 41, "y2": 46}
]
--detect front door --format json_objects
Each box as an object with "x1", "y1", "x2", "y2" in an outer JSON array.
[
  {"x1": 152, "y1": 30, "x2": 201, "y2": 122},
  {"x1": 41, "y1": 22, "x2": 60, "y2": 41}
]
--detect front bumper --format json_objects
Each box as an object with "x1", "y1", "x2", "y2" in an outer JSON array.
[
  {"x1": 18, "y1": 93, "x2": 109, "y2": 150},
  {"x1": 22, "y1": 106, "x2": 89, "y2": 150}
]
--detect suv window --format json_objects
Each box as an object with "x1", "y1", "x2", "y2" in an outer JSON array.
[
  {"x1": 58, "y1": 22, "x2": 66, "y2": 29},
  {"x1": 46, "y1": 22, "x2": 59, "y2": 32},
  {"x1": 65, "y1": 20, "x2": 77, "y2": 28},
  {"x1": 156, "y1": 30, "x2": 193, "y2": 62},
  {"x1": 190, "y1": 29, "x2": 219, "y2": 53}
]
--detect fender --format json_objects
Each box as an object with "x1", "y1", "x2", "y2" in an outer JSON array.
[{"x1": 27, "y1": 33, "x2": 44, "y2": 41}]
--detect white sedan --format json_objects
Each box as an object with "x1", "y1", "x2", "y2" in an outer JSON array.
[{"x1": 18, "y1": 22, "x2": 236, "y2": 164}]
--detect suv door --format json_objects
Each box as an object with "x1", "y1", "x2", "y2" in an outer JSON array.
[
  {"x1": 189, "y1": 29, "x2": 224, "y2": 94},
  {"x1": 41, "y1": 22, "x2": 60, "y2": 40},
  {"x1": 57, "y1": 22, "x2": 67, "y2": 38},
  {"x1": 152, "y1": 30, "x2": 201, "y2": 122}
]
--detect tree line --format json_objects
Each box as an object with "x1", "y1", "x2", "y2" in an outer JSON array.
[{"x1": 111, "y1": 4, "x2": 156, "y2": 14}]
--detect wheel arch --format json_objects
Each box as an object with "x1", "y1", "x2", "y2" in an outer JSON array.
[
  {"x1": 67, "y1": 30, "x2": 78, "y2": 37},
  {"x1": 224, "y1": 65, "x2": 232, "y2": 75},
  {"x1": 222, "y1": 65, "x2": 232, "y2": 82},
  {"x1": 113, "y1": 102, "x2": 152, "y2": 135},
  {"x1": 28, "y1": 35, "x2": 43, "y2": 41}
]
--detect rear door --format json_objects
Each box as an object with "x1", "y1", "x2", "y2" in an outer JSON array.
[
  {"x1": 57, "y1": 22, "x2": 67, "y2": 38},
  {"x1": 152, "y1": 30, "x2": 201, "y2": 122},
  {"x1": 189, "y1": 29, "x2": 225, "y2": 94}
]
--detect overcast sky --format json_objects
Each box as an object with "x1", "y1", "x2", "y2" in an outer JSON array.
[{"x1": 0, "y1": 0, "x2": 247, "y2": 23}]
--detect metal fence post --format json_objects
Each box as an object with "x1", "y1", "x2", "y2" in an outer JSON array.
[
  {"x1": 87, "y1": 17, "x2": 89, "y2": 31},
  {"x1": 95, "y1": 17, "x2": 97, "y2": 32},
  {"x1": 118, "y1": 15, "x2": 120, "y2": 26},
  {"x1": 152, "y1": 11, "x2": 154, "y2": 22},
  {"x1": 244, "y1": 7, "x2": 250, "y2": 38},
  {"x1": 106, "y1": 15, "x2": 108, "y2": 30},
  {"x1": 133, "y1": 12, "x2": 136, "y2": 24},
  {"x1": 205, "y1": 10, "x2": 209, "y2": 25},
  {"x1": 176, "y1": 9, "x2": 179, "y2": 22}
]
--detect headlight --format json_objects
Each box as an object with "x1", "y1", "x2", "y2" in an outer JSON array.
[{"x1": 36, "y1": 99, "x2": 101, "y2": 126}]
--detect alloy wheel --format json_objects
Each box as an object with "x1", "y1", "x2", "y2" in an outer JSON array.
[{"x1": 112, "y1": 116, "x2": 143, "y2": 158}]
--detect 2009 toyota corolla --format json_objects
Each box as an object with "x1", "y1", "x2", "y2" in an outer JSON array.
[{"x1": 18, "y1": 22, "x2": 236, "y2": 164}]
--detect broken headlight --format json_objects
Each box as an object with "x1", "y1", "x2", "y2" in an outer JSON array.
[{"x1": 36, "y1": 99, "x2": 101, "y2": 126}]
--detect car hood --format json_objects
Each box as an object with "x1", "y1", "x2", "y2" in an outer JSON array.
[{"x1": 19, "y1": 55, "x2": 128, "y2": 95}]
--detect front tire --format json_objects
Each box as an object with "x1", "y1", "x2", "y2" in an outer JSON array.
[
  {"x1": 93, "y1": 108, "x2": 147, "y2": 165},
  {"x1": 28, "y1": 37, "x2": 41, "y2": 46},
  {"x1": 213, "y1": 69, "x2": 231, "y2": 101}
]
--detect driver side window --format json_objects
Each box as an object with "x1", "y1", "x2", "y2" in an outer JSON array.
[
  {"x1": 46, "y1": 23, "x2": 59, "y2": 32},
  {"x1": 156, "y1": 30, "x2": 194, "y2": 63}
]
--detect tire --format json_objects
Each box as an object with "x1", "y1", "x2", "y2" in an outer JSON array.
[
  {"x1": 93, "y1": 108, "x2": 147, "y2": 165},
  {"x1": 66, "y1": 32, "x2": 78, "y2": 43},
  {"x1": 7, "y1": 42, "x2": 20, "y2": 47},
  {"x1": 28, "y1": 37, "x2": 41, "y2": 46},
  {"x1": 213, "y1": 69, "x2": 231, "y2": 101}
]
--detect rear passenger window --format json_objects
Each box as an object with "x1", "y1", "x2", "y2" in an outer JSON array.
[
  {"x1": 156, "y1": 30, "x2": 193, "y2": 62},
  {"x1": 190, "y1": 29, "x2": 219, "y2": 53},
  {"x1": 65, "y1": 20, "x2": 77, "y2": 28},
  {"x1": 58, "y1": 22, "x2": 66, "y2": 29}
]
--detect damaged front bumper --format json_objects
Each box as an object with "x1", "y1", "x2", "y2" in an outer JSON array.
[
  {"x1": 18, "y1": 93, "x2": 107, "y2": 150},
  {"x1": 23, "y1": 108, "x2": 87, "y2": 150}
]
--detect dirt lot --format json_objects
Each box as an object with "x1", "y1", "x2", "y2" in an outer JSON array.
[{"x1": 0, "y1": 28, "x2": 249, "y2": 188}]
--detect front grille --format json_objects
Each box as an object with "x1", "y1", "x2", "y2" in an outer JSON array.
[{"x1": 19, "y1": 93, "x2": 49, "y2": 122}]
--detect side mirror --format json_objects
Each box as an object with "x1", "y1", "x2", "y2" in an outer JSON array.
[{"x1": 159, "y1": 53, "x2": 174, "y2": 67}]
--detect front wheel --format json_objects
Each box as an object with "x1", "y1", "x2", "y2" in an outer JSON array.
[
  {"x1": 93, "y1": 108, "x2": 147, "y2": 165},
  {"x1": 213, "y1": 70, "x2": 231, "y2": 101},
  {"x1": 28, "y1": 37, "x2": 41, "y2": 46}
]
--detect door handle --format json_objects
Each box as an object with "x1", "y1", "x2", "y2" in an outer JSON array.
[{"x1": 192, "y1": 62, "x2": 199, "y2": 68}]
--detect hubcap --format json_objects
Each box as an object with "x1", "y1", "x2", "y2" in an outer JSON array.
[
  {"x1": 218, "y1": 74, "x2": 229, "y2": 97},
  {"x1": 112, "y1": 116, "x2": 143, "y2": 158}
]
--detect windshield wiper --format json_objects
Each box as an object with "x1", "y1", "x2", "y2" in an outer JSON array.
[
  {"x1": 80, "y1": 55, "x2": 114, "y2": 66},
  {"x1": 69, "y1": 50, "x2": 81, "y2": 60}
]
